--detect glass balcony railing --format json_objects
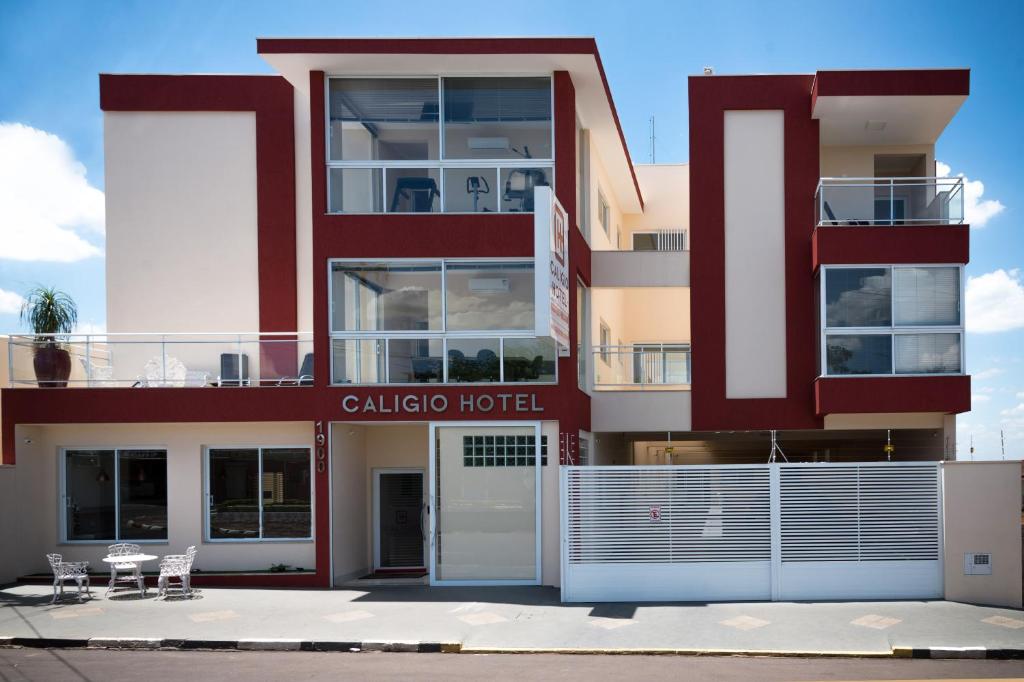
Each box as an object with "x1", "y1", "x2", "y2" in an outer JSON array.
[
  {"x1": 5, "y1": 333, "x2": 314, "y2": 388},
  {"x1": 816, "y1": 177, "x2": 964, "y2": 226},
  {"x1": 593, "y1": 343, "x2": 691, "y2": 390},
  {"x1": 330, "y1": 335, "x2": 557, "y2": 385}
]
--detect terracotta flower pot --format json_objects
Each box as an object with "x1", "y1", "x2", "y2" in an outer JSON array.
[{"x1": 33, "y1": 345, "x2": 72, "y2": 388}]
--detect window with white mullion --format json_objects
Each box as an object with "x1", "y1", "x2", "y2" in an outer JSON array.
[{"x1": 821, "y1": 265, "x2": 963, "y2": 377}]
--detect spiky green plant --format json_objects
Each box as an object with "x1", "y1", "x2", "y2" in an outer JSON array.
[{"x1": 20, "y1": 286, "x2": 77, "y2": 349}]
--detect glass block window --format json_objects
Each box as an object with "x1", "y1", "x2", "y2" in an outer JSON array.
[{"x1": 463, "y1": 435, "x2": 548, "y2": 467}]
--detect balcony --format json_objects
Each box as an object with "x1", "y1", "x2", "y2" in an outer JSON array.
[
  {"x1": 590, "y1": 345, "x2": 692, "y2": 432},
  {"x1": 591, "y1": 229, "x2": 690, "y2": 288},
  {"x1": 815, "y1": 177, "x2": 964, "y2": 227},
  {"x1": 5, "y1": 333, "x2": 314, "y2": 388},
  {"x1": 593, "y1": 343, "x2": 690, "y2": 390}
]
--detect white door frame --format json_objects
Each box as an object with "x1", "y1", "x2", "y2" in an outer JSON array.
[
  {"x1": 428, "y1": 420, "x2": 543, "y2": 586},
  {"x1": 372, "y1": 467, "x2": 426, "y2": 571}
]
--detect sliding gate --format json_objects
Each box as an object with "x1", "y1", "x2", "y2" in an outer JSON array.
[{"x1": 561, "y1": 462, "x2": 942, "y2": 602}]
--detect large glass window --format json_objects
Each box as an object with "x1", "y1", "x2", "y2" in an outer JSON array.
[
  {"x1": 331, "y1": 262, "x2": 443, "y2": 332},
  {"x1": 330, "y1": 259, "x2": 552, "y2": 385},
  {"x1": 207, "y1": 447, "x2": 311, "y2": 541},
  {"x1": 328, "y1": 78, "x2": 439, "y2": 161},
  {"x1": 821, "y1": 265, "x2": 963, "y2": 376},
  {"x1": 442, "y1": 77, "x2": 552, "y2": 160},
  {"x1": 63, "y1": 449, "x2": 167, "y2": 542},
  {"x1": 444, "y1": 262, "x2": 534, "y2": 331},
  {"x1": 326, "y1": 76, "x2": 552, "y2": 214},
  {"x1": 825, "y1": 268, "x2": 892, "y2": 327}
]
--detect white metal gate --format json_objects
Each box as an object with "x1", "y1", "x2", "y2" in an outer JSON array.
[{"x1": 561, "y1": 462, "x2": 942, "y2": 602}]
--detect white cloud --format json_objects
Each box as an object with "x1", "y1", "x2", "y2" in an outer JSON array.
[
  {"x1": 0, "y1": 122, "x2": 104, "y2": 262},
  {"x1": 1002, "y1": 403, "x2": 1024, "y2": 418},
  {"x1": 936, "y1": 161, "x2": 1006, "y2": 228},
  {"x1": 0, "y1": 287, "x2": 24, "y2": 314},
  {"x1": 966, "y1": 269, "x2": 1024, "y2": 333},
  {"x1": 973, "y1": 367, "x2": 1005, "y2": 381},
  {"x1": 971, "y1": 393, "x2": 991, "y2": 405},
  {"x1": 1018, "y1": 391, "x2": 1024, "y2": 399}
]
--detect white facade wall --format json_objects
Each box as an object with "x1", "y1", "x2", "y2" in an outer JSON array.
[
  {"x1": 723, "y1": 110, "x2": 787, "y2": 399},
  {"x1": 104, "y1": 112, "x2": 260, "y2": 335}
]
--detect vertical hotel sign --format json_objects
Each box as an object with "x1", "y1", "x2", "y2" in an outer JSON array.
[{"x1": 534, "y1": 186, "x2": 571, "y2": 356}]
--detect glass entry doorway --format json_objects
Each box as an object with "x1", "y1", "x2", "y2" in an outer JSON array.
[
  {"x1": 428, "y1": 422, "x2": 541, "y2": 585},
  {"x1": 373, "y1": 469, "x2": 425, "y2": 570}
]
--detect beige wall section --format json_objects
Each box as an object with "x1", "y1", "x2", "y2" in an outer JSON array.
[
  {"x1": 592, "y1": 392, "x2": 692, "y2": 432},
  {"x1": 591, "y1": 288, "x2": 690, "y2": 347},
  {"x1": 0, "y1": 464, "x2": 25, "y2": 582},
  {"x1": 590, "y1": 251, "x2": 689, "y2": 288},
  {"x1": 294, "y1": 89, "x2": 314, "y2": 334},
  {"x1": 9, "y1": 422, "x2": 315, "y2": 576},
  {"x1": 942, "y1": 462, "x2": 1022, "y2": 608},
  {"x1": 623, "y1": 164, "x2": 689, "y2": 248},
  {"x1": 820, "y1": 144, "x2": 935, "y2": 178},
  {"x1": 824, "y1": 412, "x2": 946, "y2": 430},
  {"x1": 724, "y1": 110, "x2": 787, "y2": 399},
  {"x1": 104, "y1": 112, "x2": 259, "y2": 334},
  {"x1": 330, "y1": 421, "x2": 560, "y2": 587},
  {"x1": 331, "y1": 424, "x2": 368, "y2": 583},
  {"x1": 586, "y1": 136, "x2": 626, "y2": 250}
]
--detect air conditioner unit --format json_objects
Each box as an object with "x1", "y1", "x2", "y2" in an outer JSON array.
[
  {"x1": 468, "y1": 278, "x2": 510, "y2": 293},
  {"x1": 468, "y1": 137, "x2": 509, "y2": 151}
]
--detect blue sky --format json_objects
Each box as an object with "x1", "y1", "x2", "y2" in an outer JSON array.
[{"x1": 0, "y1": 0, "x2": 1021, "y2": 459}]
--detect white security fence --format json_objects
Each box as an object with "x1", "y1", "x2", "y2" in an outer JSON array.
[{"x1": 561, "y1": 462, "x2": 942, "y2": 602}]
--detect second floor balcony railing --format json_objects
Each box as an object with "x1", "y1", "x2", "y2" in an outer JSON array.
[
  {"x1": 5, "y1": 332, "x2": 314, "y2": 388},
  {"x1": 593, "y1": 343, "x2": 691, "y2": 390},
  {"x1": 816, "y1": 177, "x2": 964, "y2": 226}
]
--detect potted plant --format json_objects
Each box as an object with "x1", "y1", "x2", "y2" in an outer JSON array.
[{"x1": 20, "y1": 286, "x2": 77, "y2": 388}]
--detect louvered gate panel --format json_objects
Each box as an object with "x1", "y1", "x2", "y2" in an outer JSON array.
[
  {"x1": 561, "y1": 466, "x2": 772, "y2": 602},
  {"x1": 777, "y1": 462, "x2": 942, "y2": 601}
]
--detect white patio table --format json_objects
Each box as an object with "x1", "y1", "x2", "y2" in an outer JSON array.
[{"x1": 101, "y1": 554, "x2": 157, "y2": 597}]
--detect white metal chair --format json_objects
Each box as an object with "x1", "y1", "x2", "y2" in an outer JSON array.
[
  {"x1": 157, "y1": 546, "x2": 197, "y2": 599},
  {"x1": 106, "y1": 543, "x2": 143, "y2": 596},
  {"x1": 46, "y1": 554, "x2": 91, "y2": 604}
]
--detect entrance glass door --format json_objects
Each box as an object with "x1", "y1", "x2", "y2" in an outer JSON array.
[
  {"x1": 374, "y1": 470, "x2": 425, "y2": 569},
  {"x1": 429, "y1": 423, "x2": 541, "y2": 585}
]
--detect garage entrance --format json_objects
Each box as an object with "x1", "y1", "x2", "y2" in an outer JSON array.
[{"x1": 561, "y1": 462, "x2": 942, "y2": 602}]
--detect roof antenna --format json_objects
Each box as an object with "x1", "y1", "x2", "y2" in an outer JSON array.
[{"x1": 649, "y1": 115, "x2": 656, "y2": 163}]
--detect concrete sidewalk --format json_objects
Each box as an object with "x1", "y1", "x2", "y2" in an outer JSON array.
[{"x1": 1, "y1": 584, "x2": 1022, "y2": 656}]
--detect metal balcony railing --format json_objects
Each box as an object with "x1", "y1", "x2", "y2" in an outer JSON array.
[
  {"x1": 592, "y1": 343, "x2": 691, "y2": 390},
  {"x1": 816, "y1": 177, "x2": 964, "y2": 226},
  {"x1": 5, "y1": 332, "x2": 314, "y2": 388}
]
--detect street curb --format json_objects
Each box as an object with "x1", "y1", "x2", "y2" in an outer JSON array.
[
  {"x1": 0, "y1": 637, "x2": 463, "y2": 654},
  {"x1": 0, "y1": 638, "x2": 1021, "y2": 658},
  {"x1": 891, "y1": 645, "x2": 1023, "y2": 660}
]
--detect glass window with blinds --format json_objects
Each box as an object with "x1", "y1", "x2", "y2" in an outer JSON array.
[{"x1": 821, "y1": 265, "x2": 963, "y2": 377}]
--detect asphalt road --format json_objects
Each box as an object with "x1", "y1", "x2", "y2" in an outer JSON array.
[{"x1": 0, "y1": 650, "x2": 1023, "y2": 682}]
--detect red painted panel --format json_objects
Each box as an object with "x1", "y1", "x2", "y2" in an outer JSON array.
[
  {"x1": 813, "y1": 225, "x2": 970, "y2": 269},
  {"x1": 316, "y1": 214, "x2": 533, "y2": 258},
  {"x1": 815, "y1": 375, "x2": 971, "y2": 415},
  {"x1": 688, "y1": 75, "x2": 822, "y2": 431},
  {"x1": 813, "y1": 69, "x2": 970, "y2": 99},
  {"x1": 99, "y1": 74, "x2": 297, "y2": 335}
]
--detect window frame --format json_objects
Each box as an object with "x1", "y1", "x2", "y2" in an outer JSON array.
[
  {"x1": 819, "y1": 264, "x2": 965, "y2": 378},
  {"x1": 328, "y1": 257, "x2": 557, "y2": 386},
  {"x1": 597, "y1": 189, "x2": 610, "y2": 238},
  {"x1": 58, "y1": 446, "x2": 169, "y2": 545},
  {"x1": 203, "y1": 445, "x2": 315, "y2": 543},
  {"x1": 325, "y1": 75, "x2": 555, "y2": 215}
]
